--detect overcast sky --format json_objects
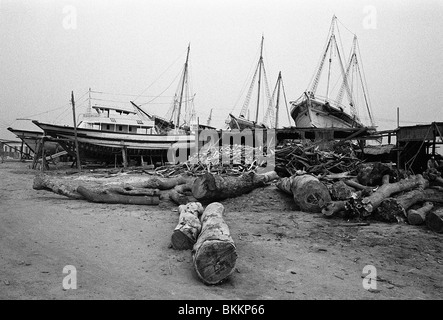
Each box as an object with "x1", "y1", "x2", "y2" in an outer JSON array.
[{"x1": 1, "y1": 0, "x2": 442, "y2": 140}]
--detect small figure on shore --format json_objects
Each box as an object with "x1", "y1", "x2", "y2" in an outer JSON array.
[{"x1": 427, "y1": 156, "x2": 438, "y2": 170}]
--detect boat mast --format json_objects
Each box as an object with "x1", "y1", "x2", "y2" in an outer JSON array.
[
  {"x1": 275, "y1": 71, "x2": 282, "y2": 129},
  {"x1": 325, "y1": 16, "x2": 336, "y2": 101},
  {"x1": 176, "y1": 43, "x2": 190, "y2": 129},
  {"x1": 255, "y1": 35, "x2": 264, "y2": 123},
  {"x1": 88, "y1": 88, "x2": 92, "y2": 114},
  {"x1": 206, "y1": 108, "x2": 213, "y2": 126},
  {"x1": 310, "y1": 15, "x2": 336, "y2": 95}
]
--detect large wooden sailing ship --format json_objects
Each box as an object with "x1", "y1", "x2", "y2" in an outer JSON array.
[
  {"x1": 290, "y1": 15, "x2": 376, "y2": 129},
  {"x1": 227, "y1": 36, "x2": 289, "y2": 130}
]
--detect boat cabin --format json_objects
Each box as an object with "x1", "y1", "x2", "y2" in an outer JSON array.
[{"x1": 79, "y1": 105, "x2": 156, "y2": 134}]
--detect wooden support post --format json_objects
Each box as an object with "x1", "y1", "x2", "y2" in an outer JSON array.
[
  {"x1": 40, "y1": 137, "x2": 47, "y2": 171},
  {"x1": 122, "y1": 147, "x2": 128, "y2": 168},
  {"x1": 32, "y1": 139, "x2": 42, "y2": 169},
  {"x1": 20, "y1": 139, "x2": 24, "y2": 161},
  {"x1": 71, "y1": 91, "x2": 82, "y2": 171}
]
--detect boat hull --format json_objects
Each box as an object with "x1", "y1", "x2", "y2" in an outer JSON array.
[
  {"x1": 7, "y1": 127, "x2": 61, "y2": 155},
  {"x1": 290, "y1": 98, "x2": 362, "y2": 129},
  {"x1": 227, "y1": 114, "x2": 267, "y2": 131},
  {"x1": 32, "y1": 121, "x2": 195, "y2": 163}
]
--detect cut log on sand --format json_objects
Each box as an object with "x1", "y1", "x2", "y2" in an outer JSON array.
[
  {"x1": 376, "y1": 177, "x2": 430, "y2": 222},
  {"x1": 426, "y1": 208, "x2": 443, "y2": 233},
  {"x1": 77, "y1": 186, "x2": 160, "y2": 205},
  {"x1": 33, "y1": 173, "x2": 193, "y2": 205},
  {"x1": 408, "y1": 202, "x2": 434, "y2": 225},
  {"x1": 171, "y1": 202, "x2": 204, "y2": 250},
  {"x1": 33, "y1": 174, "x2": 84, "y2": 199},
  {"x1": 192, "y1": 202, "x2": 237, "y2": 285},
  {"x1": 276, "y1": 174, "x2": 331, "y2": 213},
  {"x1": 192, "y1": 171, "x2": 278, "y2": 201},
  {"x1": 350, "y1": 174, "x2": 427, "y2": 217}
]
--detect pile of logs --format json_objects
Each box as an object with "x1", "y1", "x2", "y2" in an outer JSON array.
[
  {"x1": 318, "y1": 165, "x2": 443, "y2": 233},
  {"x1": 171, "y1": 202, "x2": 237, "y2": 285}
]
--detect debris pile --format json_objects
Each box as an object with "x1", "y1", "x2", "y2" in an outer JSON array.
[
  {"x1": 154, "y1": 144, "x2": 270, "y2": 177},
  {"x1": 275, "y1": 141, "x2": 362, "y2": 177}
]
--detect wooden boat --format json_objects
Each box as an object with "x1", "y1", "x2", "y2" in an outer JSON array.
[
  {"x1": 7, "y1": 127, "x2": 62, "y2": 157},
  {"x1": 290, "y1": 16, "x2": 376, "y2": 129},
  {"x1": 227, "y1": 36, "x2": 282, "y2": 130},
  {"x1": 31, "y1": 45, "x2": 197, "y2": 165}
]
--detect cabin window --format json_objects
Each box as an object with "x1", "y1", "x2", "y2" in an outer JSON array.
[
  {"x1": 118, "y1": 125, "x2": 123, "y2": 131},
  {"x1": 106, "y1": 125, "x2": 110, "y2": 130},
  {"x1": 129, "y1": 127, "x2": 132, "y2": 132}
]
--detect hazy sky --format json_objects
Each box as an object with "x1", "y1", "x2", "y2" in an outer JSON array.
[{"x1": 1, "y1": 0, "x2": 442, "y2": 140}]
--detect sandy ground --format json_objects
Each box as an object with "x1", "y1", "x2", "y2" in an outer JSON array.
[{"x1": 0, "y1": 160, "x2": 442, "y2": 300}]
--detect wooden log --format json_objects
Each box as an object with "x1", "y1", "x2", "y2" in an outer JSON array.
[
  {"x1": 408, "y1": 202, "x2": 434, "y2": 225},
  {"x1": 192, "y1": 202, "x2": 237, "y2": 285},
  {"x1": 423, "y1": 188, "x2": 443, "y2": 203},
  {"x1": 426, "y1": 208, "x2": 443, "y2": 233},
  {"x1": 169, "y1": 189, "x2": 196, "y2": 205},
  {"x1": 192, "y1": 171, "x2": 278, "y2": 201},
  {"x1": 344, "y1": 179, "x2": 373, "y2": 193},
  {"x1": 105, "y1": 187, "x2": 160, "y2": 196},
  {"x1": 376, "y1": 187, "x2": 429, "y2": 223},
  {"x1": 33, "y1": 173, "x2": 84, "y2": 199},
  {"x1": 130, "y1": 175, "x2": 191, "y2": 190},
  {"x1": 352, "y1": 174, "x2": 427, "y2": 217},
  {"x1": 276, "y1": 174, "x2": 331, "y2": 213},
  {"x1": 76, "y1": 186, "x2": 159, "y2": 205},
  {"x1": 171, "y1": 202, "x2": 204, "y2": 250}
]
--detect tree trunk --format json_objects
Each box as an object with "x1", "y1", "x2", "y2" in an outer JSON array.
[
  {"x1": 351, "y1": 174, "x2": 427, "y2": 217},
  {"x1": 408, "y1": 202, "x2": 434, "y2": 225},
  {"x1": 33, "y1": 173, "x2": 84, "y2": 199},
  {"x1": 76, "y1": 186, "x2": 160, "y2": 205},
  {"x1": 426, "y1": 208, "x2": 443, "y2": 233},
  {"x1": 423, "y1": 188, "x2": 443, "y2": 203},
  {"x1": 192, "y1": 171, "x2": 278, "y2": 201},
  {"x1": 128, "y1": 175, "x2": 191, "y2": 190},
  {"x1": 276, "y1": 174, "x2": 331, "y2": 213},
  {"x1": 171, "y1": 202, "x2": 204, "y2": 250},
  {"x1": 376, "y1": 176, "x2": 429, "y2": 222},
  {"x1": 192, "y1": 202, "x2": 237, "y2": 285}
]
